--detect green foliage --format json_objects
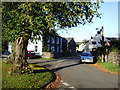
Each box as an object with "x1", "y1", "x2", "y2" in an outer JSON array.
[
  {"x1": 2, "y1": 2, "x2": 103, "y2": 71},
  {"x1": 109, "y1": 39, "x2": 120, "y2": 52},
  {"x1": 43, "y1": 47, "x2": 51, "y2": 52},
  {"x1": 97, "y1": 59, "x2": 120, "y2": 73},
  {"x1": 2, "y1": 2, "x2": 102, "y2": 42}
]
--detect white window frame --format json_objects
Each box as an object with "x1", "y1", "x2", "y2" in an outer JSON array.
[
  {"x1": 51, "y1": 38, "x2": 55, "y2": 44},
  {"x1": 57, "y1": 37, "x2": 59, "y2": 44},
  {"x1": 57, "y1": 46, "x2": 59, "y2": 52},
  {"x1": 51, "y1": 46, "x2": 55, "y2": 52}
]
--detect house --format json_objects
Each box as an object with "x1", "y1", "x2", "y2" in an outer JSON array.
[
  {"x1": 8, "y1": 39, "x2": 43, "y2": 56},
  {"x1": 44, "y1": 35, "x2": 67, "y2": 53},
  {"x1": 78, "y1": 32, "x2": 103, "y2": 52},
  {"x1": 27, "y1": 39, "x2": 42, "y2": 55},
  {"x1": 8, "y1": 35, "x2": 68, "y2": 57},
  {"x1": 8, "y1": 34, "x2": 77, "y2": 58},
  {"x1": 84, "y1": 33, "x2": 102, "y2": 51},
  {"x1": 78, "y1": 30, "x2": 114, "y2": 52},
  {"x1": 78, "y1": 43, "x2": 86, "y2": 51},
  {"x1": 66, "y1": 37, "x2": 76, "y2": 55}
]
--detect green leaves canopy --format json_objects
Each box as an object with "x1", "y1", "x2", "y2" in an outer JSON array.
[{"x1": 2, "y1": 2, "x2": 102, "y2": 42}]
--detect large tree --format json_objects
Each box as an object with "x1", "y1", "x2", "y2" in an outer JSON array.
[{"x1": 2, "y1": 2, "x2": 102, "y2": 74}]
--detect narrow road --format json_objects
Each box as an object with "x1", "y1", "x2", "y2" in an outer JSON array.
[{"x1": 28, "y1": 56, "x2": 119, "y2": 89}]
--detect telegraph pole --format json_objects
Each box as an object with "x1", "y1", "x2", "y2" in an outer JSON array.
[
  {"x1": 101, "y1": 26, "x2": 105, "y2": 62},
  {"x1": 101, "y1": 26, "x2": 104, "y2": 45}
]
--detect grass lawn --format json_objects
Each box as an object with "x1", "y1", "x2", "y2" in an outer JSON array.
[
  {"x1": 2, "y1": 62, "x2": 53, "y2": 88},
  {"x1": 38, "y1": 58, "x2": 57, "y2": 60},
  {"x1": 97, "y1": 59, "x2": 120, "y2": 74}
]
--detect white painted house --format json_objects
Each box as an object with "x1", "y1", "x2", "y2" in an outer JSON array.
[
  {"x1": 8, "y1": 38, "x2": 43, "y2": 55},
  {"x1": 78, "y1": 43, "x2": 86, "y2": 51},
  {"x1": 79, "y1": 33, "x2": 103, "y2": 52},
  {"x1": 27, "y1": 39, "x2": 42, "y2": 55}
]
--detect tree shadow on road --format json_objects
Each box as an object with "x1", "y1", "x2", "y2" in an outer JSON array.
[
  {"x1": 51, "y1": 63, "x2": 80, "y2": 72},
  {"x1": 28, "y1": 59, "x2": 60, "y2": 64}
]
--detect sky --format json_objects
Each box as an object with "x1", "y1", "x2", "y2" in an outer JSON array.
[{"x1": 57, "y1": 1, "x2": 119, "y2": 42}]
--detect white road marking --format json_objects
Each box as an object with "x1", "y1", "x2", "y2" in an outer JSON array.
[
  {"x1": 55, "y1": 60, "x2": 78, "y2": 89},
  {"x1": 57, "y1": 60, "x2": 61, "y2": 62},
  {"x1": 69, "y1": 86, "x2": 76, "y2": 89},
  {"x1": 62, "y1": 82, "x2": 70, "y2": 86},
  {"x1": 61, "y1": 80, "x2": 78, "y2": 90},
  {"x1": 55, "y1": 60, "x2": 64, "y2": 68}
]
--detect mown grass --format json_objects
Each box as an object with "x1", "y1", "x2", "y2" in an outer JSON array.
[
  {"x1": 38, "y1": 58, "x2": 56, "y2": 60},
  {"x1": 2, "y1": 62, "x2": 52, "y2": 88},
  {"x1": 97, "y1": 59, "x2": 120, "y2": 74}
]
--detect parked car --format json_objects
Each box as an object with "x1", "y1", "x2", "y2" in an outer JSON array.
[
  {"x1": 2, "y1": 51, "x2": 11, "y2": 59},
  {"x1": 79, "y1": 52, "x2": 94, "y2": 63},
  {"x1": 35, "y1": 52, "x2": 41, "y2": 58},
  {"x1": 26, "y1": 50, "x2": 35, "y2": 59}
]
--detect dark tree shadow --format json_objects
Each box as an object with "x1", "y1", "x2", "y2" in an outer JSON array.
[
  {"x1": 28, "y1": 59, "x2": 60, "y2": 64},
  {"x1": 51, "y1": 63, "x2": 80, "y2": 72}
]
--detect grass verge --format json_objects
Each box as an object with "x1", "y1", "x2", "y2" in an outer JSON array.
[
  {"x1": 38, "y1": 58, "x2": 56, "y2": 60},
  {"x1": 2, "y1": 62, "x2": 53, "y2": 88},
  {"x1": 97, "y1": 59, "x2": 120, "y2": 74}
]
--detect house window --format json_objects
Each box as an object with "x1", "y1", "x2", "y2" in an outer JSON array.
[
  {"x1": 92, "y1": 41, "x2": 96, "y2": 44},
  {"x1": 51, "y1": 46, "x2": 55, "y2": 52},
  {"x1": 98, "y1": 42, "x2": 101, "y2": 44},
  {"x1": 35, "y1": 46, "x2": 38, "y2": 52},
  {"x1": 51, "y1": 38, "x2": 55, "y2": 44},
  {"x1": 60, "y1": 38, "x2": 63, "y2": 52},
  {"x1": 57, "y1": 46, "x2": 59, "y2": 52},
  {"x1": 47, "y1": 38, "x2": 50, "y2": 43},
  {"x1": 57, "y1": 37, "x2": 59, "y2": 44},
  {"x1": 48, "y1": 45, "x2": 50, "y2": 49}
]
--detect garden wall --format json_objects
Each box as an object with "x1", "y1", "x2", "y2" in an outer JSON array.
[
  {"x1": 42, "y1": 52, "x2": 76, "y2": 59},
  {"x1": 42, "y1": 52, "x2": 63, "y2": 59},
  {"x1": 108, "y1": 51, "x2": 120, "y2": 67}
]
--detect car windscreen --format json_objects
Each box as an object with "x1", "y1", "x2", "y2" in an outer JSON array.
[{"x1": 82, "y1": 53, "x2": 92, "y2": 56}]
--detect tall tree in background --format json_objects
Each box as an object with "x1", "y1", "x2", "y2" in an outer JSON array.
[{"x1": 2, "y1": 2, "x2": 102, "y2": 74}]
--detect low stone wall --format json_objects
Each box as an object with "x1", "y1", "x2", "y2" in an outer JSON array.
[
  {"x1": 108, "y1": 51, "x2": 120, "y2": 67},
  {"x1": 42, "y1": 52, "x2": 54, "y2": 58},
  {"x1": 42, "y1": 52, "x2": 63, "y2": 59},
  {"x1": 96, "y1": 50, "x2": 120, "y2": 67},
  {"x1": 41, "y1": 52, "x2": 76, "y2": 59}
]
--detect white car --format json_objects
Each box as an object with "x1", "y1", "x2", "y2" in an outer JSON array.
[{"x1": 79, "y1": 52, "x2": 94, "y2": 63}]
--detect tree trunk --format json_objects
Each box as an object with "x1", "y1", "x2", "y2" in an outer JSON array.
[
  {"x1": 10, "y1": 41, "x2": 15, "y2": 61},
  {"x1": 43, "y1": 34, "x2": 49, "y2": 52},
  {"x1": 13, "y1": 36, "x2": 29, "y2": 74}
]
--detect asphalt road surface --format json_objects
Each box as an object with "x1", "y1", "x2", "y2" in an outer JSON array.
[{"x1": 28, "y1": 56, "x2": 119, "y2": 89}]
